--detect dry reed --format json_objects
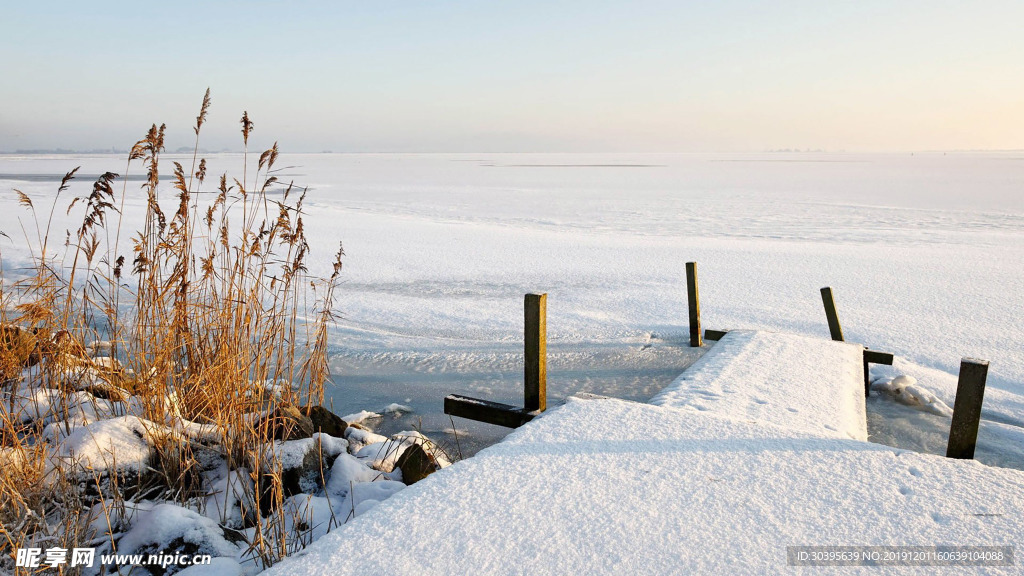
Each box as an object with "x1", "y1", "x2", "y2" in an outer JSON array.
[{"x1": 0, "y1": 90, "x2": 344, "y2": 573}]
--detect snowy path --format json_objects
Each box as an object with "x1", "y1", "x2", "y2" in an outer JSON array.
[
  {"x1": 264, "y1": 333, "x2": 1024, "y2": 575},
  {"x1": 651, "y1": 330, "x2": 867, "y2": 441}
]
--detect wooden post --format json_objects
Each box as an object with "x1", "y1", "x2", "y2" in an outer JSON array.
[
  {"x1": 524, "y1": 293, "x2": 547, "y2": 412},
  {"x1": 686, "y1": 262, "x2": 702, "y2": 347},
  {"x1": 820, "y1": 287, "x2": 844, "y2": 342},
  {"x1": 946, "y1": 358, "x2": 990, "y2": 459}
]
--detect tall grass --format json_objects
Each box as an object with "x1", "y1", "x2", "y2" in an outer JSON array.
[{"x1": 0, "y1": 90, "x2": 344, "y2": 572}]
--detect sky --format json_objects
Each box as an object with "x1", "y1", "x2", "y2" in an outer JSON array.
[{"x1": 1, "y1": 1, "x2": 1022, "y2": 153}]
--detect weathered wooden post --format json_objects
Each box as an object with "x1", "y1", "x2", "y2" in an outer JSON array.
[
  {"x1": 946, "y1": 358, "x2": 990, "y2": 459},
  {"x1": 820, "y1": 287, "x2": 844, "y2": 342},
  {"x1": 443, "y1": 293, "x2": 548, "y2": 428},
  {"x1": 686, "y1": 262, "x2": 702, "y2": 347},
  {"x1": 524, "y1": 293, "x2": 547, "y2": 412}
]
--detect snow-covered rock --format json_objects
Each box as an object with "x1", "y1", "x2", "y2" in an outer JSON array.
[
  {"x1": 343, "y1": 426, "x2": 387, "y2": 454},
  {"x1": 52, "y1": 415, "x2": 162, "y2": 472},
  {"x1": 873, "y1": 374, "x2": 953, "y2": 417},
  {"x1": 341, "y1": 410, "x2": 380, "y2": 425},
  {"x1": 113, "y1": 503, "x2": 243, "y2": 575},
  {"x1": 326, "y1": 453, "x2": 379, "y2": 496}
]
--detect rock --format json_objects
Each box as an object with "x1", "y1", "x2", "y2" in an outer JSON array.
[
  {"x1": 261, "y1": 403, "x2": 314, "y2": 441},
  {"x1": 396, "y1": 443, "x2": 440, "y2": 485},
  {"x1": 301, "y1": 405, "x2": 348, "y2": 438},
  {"x1": 256, "y1": 438, "x2": 330, "y2": 516},
  {"x1": 279, "y1": 443, "x2": 326, "y2": 496}
]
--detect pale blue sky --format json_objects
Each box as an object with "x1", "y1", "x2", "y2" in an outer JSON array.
[{"x1": 2, "y1": 1, "x2": 1022, "y2": 152}]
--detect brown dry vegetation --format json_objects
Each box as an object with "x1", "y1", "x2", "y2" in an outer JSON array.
[{"x1": 0, "y1": 90, "x2": 345, "y2": 572}]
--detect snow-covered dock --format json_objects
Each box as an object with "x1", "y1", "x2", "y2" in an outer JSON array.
[
  {"x1": 651, "y1": 330, "x2": 868, "y2": 441},
  {"x1": 264, "y1": 332, "x2": 1024, "y2": 575}
]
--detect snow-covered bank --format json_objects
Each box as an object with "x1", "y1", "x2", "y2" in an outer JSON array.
[{"x1": 263, "y1": 396, "x2": 1024, "y2": 576}]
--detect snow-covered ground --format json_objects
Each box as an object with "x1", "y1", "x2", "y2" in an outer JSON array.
[
  {"x1": 2, "y1": 152, "x2": 1022, "y2": 458},
  {"x1": 263, "y1": 396, "x2": 1024, "y2": 576}
]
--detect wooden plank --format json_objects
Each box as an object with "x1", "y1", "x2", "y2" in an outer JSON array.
[
  {"x1": 946, "y1": 358, "x2": 990, "y2": 460},
  {"x1": 820, "y1": 286, "x2": 844, "y2": 342},
  {"x1": 864, "y1": 349, "x2": 894, "y2": 365},
  {"x1": 704, "y1": 329, "x2": 729, "y2": 342},
  {"x1": 686, "y1": 262, "x2": 702, "y2": 347},
  {"x1": 524, "y1": 293, "x2": 547, "y2": 412},
  {"x1": 444, "y1": 395, "x2": 536, "y2": 428}
]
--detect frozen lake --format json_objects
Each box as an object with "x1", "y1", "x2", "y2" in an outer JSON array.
[{"x1": 2, "y1": 152, "x2": 1023, "y2": 457}]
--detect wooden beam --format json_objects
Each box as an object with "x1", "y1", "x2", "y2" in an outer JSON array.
[
  {"x1": 524, "y1": 293, "x2": 547, "y2": 412},
  {"x1": 686, "y1": 262, "x2": 702, "y2": 347},
  {"x1": 820, "y1": 286, "x2": 844, "y2": 342},
  {"x1": 946, "y1": 358, "x2": 990, "y2": 460},
  {"x1": 862, "y1": 349, "x2": 896, "y2": 397},
  {"x1": 864, "y1": 349, "x2": 894, "y2": 365},
  {"x1": 444, "y1": 395, "x2": 537, "y2": 429},
  {"x1": 704, "y1": 329, "x2": 729, "y2": 342}
]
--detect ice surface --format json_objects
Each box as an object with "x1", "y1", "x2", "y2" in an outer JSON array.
[
  {"x1": 262, "y1": 397, "x2": 1024, "y2": 576},
  {"x1": 2, "y1": 152, "x2": 1022, "y2": 454},
  {"x1": 651, "y1": 330, "x2": 867, "y2": 440}
]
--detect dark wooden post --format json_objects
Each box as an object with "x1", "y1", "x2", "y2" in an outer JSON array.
[
  {"x1": 686, "y1": 262, "x2": 702, "y2": 347},
  {"x1": 820, "y1": 287, "x2": 844, "y2": 342},
  {"x1": 524, "y1": 293, "x2": 547, "y2": 412},
  {"x1": 946, "y1": 358, "x2": 990, "y2": 459},
  {"x1": 444, "y1": 293, "x2": 548, "y2": 428}
]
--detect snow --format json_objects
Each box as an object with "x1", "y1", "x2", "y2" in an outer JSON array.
[
  {"x1": 261, "y1": 397, "x2": 1024, "y2": 576},
  {"x1": 176, "y1": 557, "x2": 245, "y2": 576},
  {"x1": 2, "y1": 387, "x2": 63, "y2": 423},
  {"x1": 873, "y1": 374, "x2": 953, "y2": 417},
  {"x1": 342, "y1": 426, "x2": 388, "y2": 454},
  {"x1": 383, "y1": 403, "x2": 413, "y2": 414},
  {"x1": 282, "y1": 494, "x2": 338, "y2": 545},
  {"x1": 311, "y1": 432, "x2": 349, "y2": 458},
  {"x1": 114, "y1": 503, "x2": 242, "y2": 567},
  {"x1": 340, "y1": 410, "x2": 380, "y2": 425},
  {"x1": 203, "y1": 465, "x2": 255, "y2": 529},
  {"x1": 651, "y1": 330, "x2": 867, "y2": 440},
  {"x1": 51, "y1": 415, "x2": 158, "y2": 472},
  {"x1": 326, "y1": 453, "x2": 380, "y2": 495},
  {"x1": 262, "y1": 438, "x2": 319, "y2": 471}
]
